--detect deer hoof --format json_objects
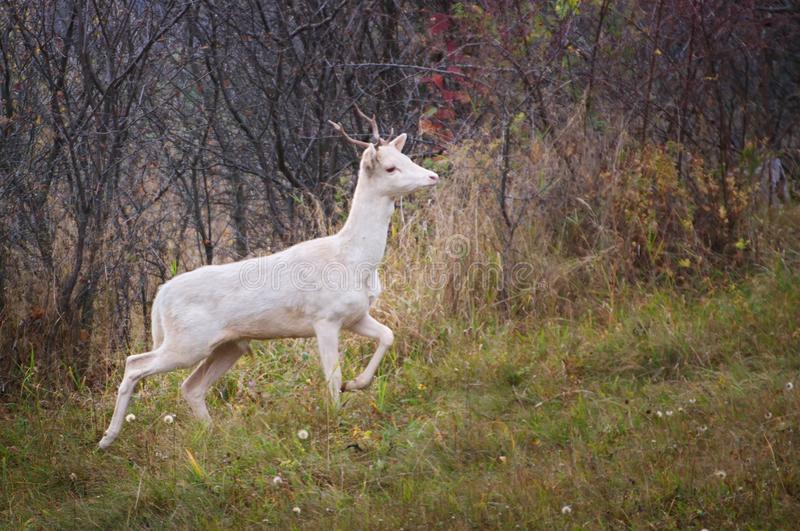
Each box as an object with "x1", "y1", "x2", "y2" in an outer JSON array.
[
  {"x1": 98, "y1": 433, "x2": 115, "y2": 450},
  {"x1": 342, "y1": 380, "x2": 360, "y2": 392}
]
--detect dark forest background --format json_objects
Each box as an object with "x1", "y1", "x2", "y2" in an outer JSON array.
[{"x1": 1, "y1": 0, "x2": 799, "y2": 391}]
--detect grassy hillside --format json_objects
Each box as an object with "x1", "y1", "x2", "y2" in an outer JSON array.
[{"x1": 2, "y1": 261, "x2": 799, "y2": 529}]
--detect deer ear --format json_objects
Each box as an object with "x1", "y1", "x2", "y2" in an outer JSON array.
[
  {"x1": 390, "y1": 133, "x2": 407, "y2": 152},
  {"x1": 360, "y1": 143, "x2": 377, "y2": 172}
]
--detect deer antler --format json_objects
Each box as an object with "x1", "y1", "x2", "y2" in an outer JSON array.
[
  {"x1": 354, "y1": 105, "x2": 385, "y2": 145},
  {"x1": 329, "y1": 105, "x2": 390, "y2": 147},
  {"x1": 327, "y1": 120, "x2": 372, "y2": 148}
]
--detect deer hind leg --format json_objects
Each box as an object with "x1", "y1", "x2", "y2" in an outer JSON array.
[
  {"x1": 181, "y1": 341, "x2": 248, "y2": 422},
  {"x1": 98, "y1": 346, "x2": 190, "y2": 449},
  {"x1": 343, "y1": 314, "x2": 394, "y2": 391}
]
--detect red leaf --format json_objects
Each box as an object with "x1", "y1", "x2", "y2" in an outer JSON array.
[
  {"x1": 434, "y1": 108, "x2": 456, "y2": 120},
  {"x1": 422, "y1": 73, "x2": 445, "y2": 90},
  {"x1": 441, "y1": 90, "x2": 457, "y2": 103},
  {"x1": 429, "y1": 13, "x2": 449, "y2": 35}
]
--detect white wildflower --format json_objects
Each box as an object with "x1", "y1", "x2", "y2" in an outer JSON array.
[
  {"x1": 292, "y1": 506, "x2": 301, "y2": 514},
  {"x1": 678, "y1": 407, "x2": 684, "y2": 413},
  {"x1": 765, "y1": 411, "x2": 773, "y2": 420},
  {"x1": 163, "y1": 414, "x2": 175, "y2": 424},
  {"x1": 125, "y1": 413, "x2": 136, "y2": 423},
  {"x1": 561, "y1": 505, "x2": 572, "y2": 515},
  {"x1": 297, "y1": 429, "x2": 309, "y2": 440},
  {"x1": 688, "y1": 398, "x2": 696, "y2": 404},
  {"x1": 272, "y1": 475, "x2": 283, "y2": 486},
  {"x1": 69, "y1": 472, "x2": 77, "y2": 481},
  {"x1": 656, "y1": 410, "x2": 663, "y2": 418},
  {"x1": 714, "y1": 469, "x2": 727, "y2": 479},
  {"x1": 785, "y1": 382, "x2": 794, "y2": 391},
  {"x1": 666, "y1": 410, "x2": 674, "y2": 417}
]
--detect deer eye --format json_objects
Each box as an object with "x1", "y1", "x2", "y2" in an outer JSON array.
[{"x1": 385, "y1": 166, "x2": 396, "y2": 173}]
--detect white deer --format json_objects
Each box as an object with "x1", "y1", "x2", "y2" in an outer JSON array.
[{"x1": 98, "y1": 108, "x2": 439, "y2": 449}]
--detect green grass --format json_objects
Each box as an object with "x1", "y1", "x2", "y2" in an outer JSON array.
[{"x1": 2, "y1": 265, "x2": 800, "y2": 529}]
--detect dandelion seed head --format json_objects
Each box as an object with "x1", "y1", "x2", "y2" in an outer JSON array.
[
  {"x1": 297, "y1": 429, "x2": 309, "y2": 440},
  {"x1": 125, "y1": 413, "x2": 136, "y2": 423},
  {"x1": 163, "y1": 414, "x2": 175, "y2": 424},
  {"x1": 561, "y1": 505, "x2": 572, "y2": 515}
]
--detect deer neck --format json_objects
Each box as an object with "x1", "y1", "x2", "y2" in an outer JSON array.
[{"x1": 337, "y1": 178, "x2": 395, "y2": 267}]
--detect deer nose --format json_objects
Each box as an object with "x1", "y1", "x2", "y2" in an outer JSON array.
[{"x1": 428, "y1": 172, "x2": 439, "y2": 182}]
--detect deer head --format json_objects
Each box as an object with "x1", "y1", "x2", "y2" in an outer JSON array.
[{"x1": 329, "y1": 106, "x2": 439, "y2": 198}]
